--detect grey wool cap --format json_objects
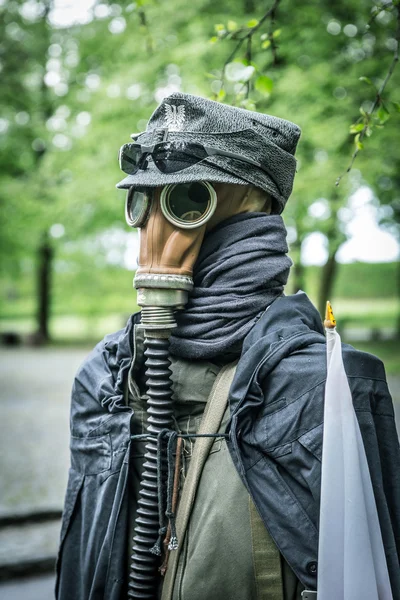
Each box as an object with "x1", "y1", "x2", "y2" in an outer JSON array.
[{"x1": 116, "y1": 92, "x2": 301, "y2": 213}]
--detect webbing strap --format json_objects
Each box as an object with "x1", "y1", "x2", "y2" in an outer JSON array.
[
  {"x1": 249, "y1": 497, "x2": 284, "y2": 600},
  {"x1": 161, "y1": 361, "x2": 237, "y2": 600}
]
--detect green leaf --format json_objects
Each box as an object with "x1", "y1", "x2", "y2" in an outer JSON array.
[
  {"x1": 255, "y1": 75, "x2": 274, "y2": 95},
  {"x1": 391, "y1": 101, "x2": 400, "y2": 113},
  {"x1": 354, "y1": 133, "x2": 364, "y2": 150},
  {"x1": 349, "y1": 123, "x2": 364, "y2": 134},
  {"x1": 247, "y1": 19, "x2": 259, "y2": 27},
  {"x1": 217, "y1": 89, "x2": 226, "y2": 102},
  {"x1": 272, "y1": 29, "x2": 282, "y2": 38},
  {"x1": 261, "y1": 39, "x2": 271, "y2": 49},
  {"x1": 209, "y1": 36, "x2": 218, "y2": 44},
  {"x1": 359, "y1": 76, "x2": 373, "y2": 85},
  {"x1": 227, "y1": 20, "x2": 237, "y2": 32},
  {"x1": 377, "y1": 103, "x2": 390, "y2": 124}
]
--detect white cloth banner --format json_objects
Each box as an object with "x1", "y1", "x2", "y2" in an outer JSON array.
[{"x1": 317, "y1": 327, "x2": 393, "y2": 600}]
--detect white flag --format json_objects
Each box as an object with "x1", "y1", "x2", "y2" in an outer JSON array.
[{"x1": 317, "y1": 324, "x2": 393, "y2": 600}]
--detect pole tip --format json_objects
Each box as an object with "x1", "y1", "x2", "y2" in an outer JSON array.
[{"x1": 324, "y1": 301, "x2": 336, "y2": 329}]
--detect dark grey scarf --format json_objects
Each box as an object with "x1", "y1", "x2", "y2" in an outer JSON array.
[{"x1": 169, "y1": 212, "x2": 292, "y2": 360}]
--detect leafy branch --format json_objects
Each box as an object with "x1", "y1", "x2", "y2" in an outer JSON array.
[
  {"x1": 336, "y1": 2, "x2": 400, "y2": 185},
  {"x1": 210, "y1": 0, "x2": 281, "y2": 104},
  {"x1": 136, "y1": 0, "x2": 153, "y2": 55}
]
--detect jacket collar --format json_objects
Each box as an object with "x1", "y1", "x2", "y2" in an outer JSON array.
[
  {"x1": 242, "y1": 291, "x2": 324, "y2": 355},
  {"x1": 228, "y1": 292, "x2": 325, "y2": 416}
]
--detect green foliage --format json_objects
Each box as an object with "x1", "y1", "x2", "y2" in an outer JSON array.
[
  {"x1": 0, "y1": 0, "x2": 399, "y2": 333},
  {"x1": 254, "y1": 75, "x2": 274, "y2": 95},
  {"x1": 293, "y1": 262, "x2": 398, "y2": 300}
]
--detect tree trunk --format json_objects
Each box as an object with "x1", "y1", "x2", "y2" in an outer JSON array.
[
  {"x1": 35, "y1": 233, "x2": 53, "y2": 343},
  {"x1": 396, "y1": 259, "x2": 400, "y2": 339},
  {"x1": 291, "y1": 259, "x2": 305, "y2": 293},
  {"x1": 318, "y1": 251, "x2": 339, "y2": 319}
]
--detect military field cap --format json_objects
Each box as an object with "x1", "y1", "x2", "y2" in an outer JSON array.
[{"x1": 116, "y1": 92, "x2": 301, "y2": 213}]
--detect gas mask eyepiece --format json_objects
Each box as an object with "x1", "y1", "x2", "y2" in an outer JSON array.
[
  {"x1": 125, "y1": 187, "x2": 152, "y2": 228},
  {"x1": 125, "y1": 181, "x2": 217, "y2": 229},
  {"x1": 160, "y1": 181, "x2": 217, "y2": 229}
]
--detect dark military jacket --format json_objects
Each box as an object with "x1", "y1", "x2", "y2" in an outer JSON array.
[{"x1": 56, "y1": 292, "x2": 400, "y2": 599}]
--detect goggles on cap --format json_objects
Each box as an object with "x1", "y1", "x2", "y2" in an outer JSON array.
[
  {"x1": 125, "y1": 181, "x2": 217, "y2": 230},
  {"x1": 119, "y1": 139, "x2": 266, "y2": 176}
]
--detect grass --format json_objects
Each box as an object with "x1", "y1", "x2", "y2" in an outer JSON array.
[
  {"x1": 332, "y1": 298, "x2": 398, "y2": 330},
  {"x1": 0, "y1": 313, "x2": 130, "y2": 345},
  {"x1": 1, "y1": 297, "x2": 398, "y2": 336}
]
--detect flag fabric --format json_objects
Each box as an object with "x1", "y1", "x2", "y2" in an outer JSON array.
[{"x1": 317, "y1": 325, "x2": 393, "y2": 600}]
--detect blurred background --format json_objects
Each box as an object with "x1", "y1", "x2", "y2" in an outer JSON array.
[{"x1": 0, "y1": 0, "x2": 399, "y2": 597}]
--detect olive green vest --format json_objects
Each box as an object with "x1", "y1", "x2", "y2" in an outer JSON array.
[{"x1": 127, "y1": 347, "x2": 304, "y2": 600}]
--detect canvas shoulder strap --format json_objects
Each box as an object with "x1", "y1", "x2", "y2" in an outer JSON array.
[{"x1": 161, "y1": 361, "x2": 237, "y2": 600}]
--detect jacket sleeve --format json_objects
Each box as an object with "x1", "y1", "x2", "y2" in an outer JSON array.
[
  {"x1": 360, "y1": 381, "x2": 400, "y2": 594},
  {"x1": 345, "y1": 347, "x2": 400, "y2": 598},
  {"x1": 56, "y1": 321, "x2": 135, "y2": 600}
]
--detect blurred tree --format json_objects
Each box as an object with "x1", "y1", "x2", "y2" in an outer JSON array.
[
  {"x1": 207, "y1": 0, "x2": 400, "y2": 310},
  {"x1": 1, "y1": 0, "x2": 399, "y2": 336},
  {"x1": 0, "y1": 0, "x2": 56, "y2": 340}
]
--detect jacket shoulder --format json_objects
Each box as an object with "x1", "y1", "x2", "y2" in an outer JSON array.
[
  {"x1": 74, "y1": 327, "x2": 125, "y2": 391},
  {"x1": 342, "y1": 343, "x2": 386, "y2": 380},
  {"x1": 74, "y1": 312, "x2": 140, "y2": 387},
  {"x1": 71, "y1": 315, "x2": 137, "y2": 420},
  {"x1": 259, "y1": 335, "x2": 391, "y2": 414}
]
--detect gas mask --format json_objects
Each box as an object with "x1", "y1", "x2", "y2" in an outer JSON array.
[
  {"x1": 126, "y1": 181, "x2": 216, "y2": 323},
  {"x1": 126, "y1": 181, "x2": 270, "y2": 330}
]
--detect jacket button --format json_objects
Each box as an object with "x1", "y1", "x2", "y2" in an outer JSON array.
[{"x1": 307, "y1": 561, "x2": 317, "y2": 575}]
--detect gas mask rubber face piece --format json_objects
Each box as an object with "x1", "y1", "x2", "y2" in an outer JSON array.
[{"x1": 125, "y1": 181, "x2": 217, "y2": 319}]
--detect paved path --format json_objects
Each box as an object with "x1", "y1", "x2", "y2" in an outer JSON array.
[
  {"x1": 0, "y1": 574, "x2": 55, "y2": 599},
  {"x1": 0, "y1": 347, "x2": 90, "y2": 516}
]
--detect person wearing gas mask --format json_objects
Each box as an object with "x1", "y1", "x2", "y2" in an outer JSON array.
[{"x1": 56, "y1": 93, "x2": 400, "y2": 600}]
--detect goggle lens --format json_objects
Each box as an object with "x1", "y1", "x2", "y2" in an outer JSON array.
[
  {"x1": 153, "y1": 144, "x2": 208, "y2": 174},
  {"x1": 120, "y1": 142, "x2": 210, "y2": 175},
  {"x1": 119, "y1": 144, "x2": 142, "y2": 173}
]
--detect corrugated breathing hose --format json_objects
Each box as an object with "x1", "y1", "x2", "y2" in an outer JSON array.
[{"x1": 128, "y1": 307, "x2": 176, "y2": 599}]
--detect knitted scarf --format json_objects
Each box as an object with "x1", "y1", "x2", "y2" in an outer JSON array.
[{"x1": 169, "y1": 212, "x2": 292, "y2": 360}]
